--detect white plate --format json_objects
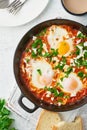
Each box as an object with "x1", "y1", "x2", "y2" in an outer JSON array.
[{"x1": 0, "y1": 0, "x2": 49, "y2": 26}]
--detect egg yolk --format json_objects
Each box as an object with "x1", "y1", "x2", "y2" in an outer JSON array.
[
  {"x1": 58, "y1": 41, "x2": 70, "y2": 55},
  {"x1": 62, "y1": 76, "x2": 78, "y2": 93},
  {"x1": 68, "y1": 77, "x2": 78, "y2": 91},
  {"x1": 38, "y1": 74, "x2": 52, "y2": 86}
]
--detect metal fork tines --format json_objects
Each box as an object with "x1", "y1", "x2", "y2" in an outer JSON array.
[{"x1": 7, "y1": 0, "x2": 27, "y2": 14}]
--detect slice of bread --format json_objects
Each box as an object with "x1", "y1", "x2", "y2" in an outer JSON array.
[
  {"x1": 52, "y1": 116, "x2": 83, "y2": 130},
  {"x1": 36, "y1": 110, "x2": 61, "y2": 130}
]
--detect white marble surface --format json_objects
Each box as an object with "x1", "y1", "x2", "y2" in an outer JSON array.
[{"x1": 0, "y1": 0, "x2": 87, "y2": 129}]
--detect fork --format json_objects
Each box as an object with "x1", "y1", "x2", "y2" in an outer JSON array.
[{"x1": 7, "y1": 0, "x2": 27, "y2": 14}]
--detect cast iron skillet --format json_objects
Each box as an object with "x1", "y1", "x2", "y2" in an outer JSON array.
[{"x1": 14, "y1": 19, "x2": 87, "y2": 113}]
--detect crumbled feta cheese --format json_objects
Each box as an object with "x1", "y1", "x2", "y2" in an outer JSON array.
[
  {"x1": 77, "y1": 31, "x2": 81, "y2": 35},
  {"x1": 43, "y1": 43, "x2": 48, "y2": 52},
  {"x1": 76, "y1": 39, "x2": 81, "y2": 44},
  {"x1": 76, "y1": 45, "x2": 83, "y2": 59},
  {"x1": 58, "y1": 102, "x2": 62, "y2": 106},
  {"x1": 63, "y1": 65, "x2": 69, "y2": 71},
  {"x1": 46, "y1": 91, "x2": 51, "y2": 97},
  {"x1": 84, "y1": 41, "x2": 87, "y2": 47},
  {"x1": 32, "y1": 36, "x2": 37, "y2": 41},
  {"x1": 32, "y1": 48, "x2": 37, "y2": 54},
  {"x1": 51, "y1": 97, "x2": 54, "y2": 101}
]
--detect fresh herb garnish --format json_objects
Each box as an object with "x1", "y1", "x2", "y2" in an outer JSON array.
[
  {"x1": 0, "y1": 99, "x2": 17, "y2": 130},
  {"x1": 57, "y1": 82, "x2": 63, "y2": 88},
  {"x1": 75, "y1": 46, "x2": 81, "y2": 55},
  {"x1": 78, "y1": 71, "x2": 87, "y2": 79},
  {"x1": 54, "y1": 56, "x2": 66, "y2": 70},
  {"x1": 44, "y1": 86, "x2": 64, "y2": 97},
  {"x1": 65, "y1": 67, "x2": 73, "y2": 76},
  {"x1": 37, "y1": 28, "x2": 47, "y2": 36},
  {"x1": 31, "y1": 39, "x2": 43, "y2": 58},
  {"x1": 25, "y1": 58, "x2": 30, "y2": 63},
  {"x1": 77, "y1": 32, "x2": 87, "y2": 39},
  {"x1": 43, "y1": 49, "x2": 58, "y2": 61},
  {"x1": 32, "y1": 39, "x2": 42, "y2": 48},
  {"x1": 51, "y1": 48, "x2": 58, "y2": 57},
  {"x1": 37, "y1": 69, "x2": 42, "y2": 75},
  {"x1": 82, "y1": 60, "x2": 87, "y2": 68},
  {"x1": 64, "y1": 95, "x2": 70, "y2": 99},
  {"x1": 58, "y1": 92, "x2": 64, "y2": 97},
  {"x1": 25, "y1": 48, "x2": 30, "y2": 52},
  {"x1": 43, "y1": 49, "x2": 58, "y2": 57},
  {"x1": 84, "y1": 51, "x2": 87, "y2": 59},
  {"x1": 31, "y1": 50, "x2": 37, "y2": 58},
  {"x1": 77, "y1": 71, "x2": 84, "y2": 78}
]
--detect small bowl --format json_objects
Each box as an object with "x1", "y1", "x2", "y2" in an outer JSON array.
[{"x1": 61, "y1": 0, "x2": 87, "y2": 16}]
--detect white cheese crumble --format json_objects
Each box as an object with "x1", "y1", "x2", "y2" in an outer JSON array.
[
  {"x1": 84, "y1": 41, "x2": 87, "y2": 47},
  {"x1": 32, "y1": 36, "x2": 37, "y2": 41},
  {"x1": 51, "y1": 97, "x2": 54, "y2": 101},
  {"x1": 46, "y1": 91, "x2": 51, "y2": 97}
]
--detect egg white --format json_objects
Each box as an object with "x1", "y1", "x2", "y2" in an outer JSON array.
[
  {"x1": 31, "y1": 60, "x2": 54, "y2": 89},
  {"x1": 59, "y1": 73, "x2": 83, "y2": 97},
  {"x1": 47, "y1": 25, "x2": 68, "y2": 49},
  {"x1": 47, "y1": 25, "x2": 74, "y2": 56}
]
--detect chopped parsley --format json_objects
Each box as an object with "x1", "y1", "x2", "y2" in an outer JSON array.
[
  {"x1": 84, "y1": 51, "x2": 87, "y2": 59},
  {"x1": 82, "y1": 60, "x2": 87, "y2": 68},
  {"x1": 25, "y1": 58, "x2": 30, "y2": 63},
  {"x1": 77, "y1": 71, "x2": 84, "y2": 78},
  {"x1": 65, "y1": 67, "x2": 73, "y2": 76},
  {"x1": 44, "y1": 86, "x2": 64, "y2": 97},
  {"x1": 37, "y1": 69, "x2": 42, "y2": 75},
  {"x1": 57, "y1": 82, "x2": 63, "y2": 88},
  {"x1": 37, "y1": 28, "x2": 47, "y2": 36},
  {"x1": 43, "y1": 49, "x2": 58, "y2": 57},
  {"x1": 0, "y1": 99, "x2": 17, "y2": 130},
  {"x1": 32, "y1": 39, "x2": 43, "y2": 48},
  {"x1": 77, "y1": 32, "x2": 87, "y2": 39},
  {"x1": 31, "y1": 50, "x2": 37, "y2": 58},
  {"x1": 54, "y1": 56, "x2": 66, "y2": 70},
  {"x1": 31, "y1": 38, "x2": 43, "y2": 58},
  {"x1": 64, "y1": 95, "x2": 70, "y2": 99},
  {"x1": 75, "y1": 46, "x2": 81, "y2": 56},
  {"x1": 78, "y1": 71, "x2": 87, "y2": 79}
]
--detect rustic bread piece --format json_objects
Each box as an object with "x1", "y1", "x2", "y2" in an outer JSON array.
[
  {"x1": 52, "y1": 116, "x2": 83, "y2": 130},
  {"x1": 36, "y1": 110, "x2": 61, "y2": 130}
]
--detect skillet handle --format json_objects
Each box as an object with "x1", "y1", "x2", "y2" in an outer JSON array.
[{"x1": 18, "y1": 94, "x2": 38, "y2": 113}]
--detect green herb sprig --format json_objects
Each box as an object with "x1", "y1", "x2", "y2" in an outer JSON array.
[
  {"x1": 54, "y1": 56, "x2": 66, "y2": 70},
  {"x1": 0, "y1": 99, "x2": 17, "y2": 130},
  {"x1": 44, "y1": 86, "x2": 64, "y2": 97},
  {"x1": 77, "y1": 32, "x2": 87, "y2": 39}
]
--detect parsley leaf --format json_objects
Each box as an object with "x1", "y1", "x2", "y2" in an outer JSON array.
[
  {"x1": 0, "y1": 99, "x2": 17, "y2": 130},
  {"x1": 32, "y1": 39, "x2": 43, "y2": 48},
  {"x1": 54, "y1": 56, "x2": 66, "y2": 70},
  {"x1": 65, "y1": 67, "x2": 73, "y2": 76},
  {"x1": 77, "y1": 33, "x2": 87, "y2": 39},
  {"x1": 77, "y1": 71, "x2": 84, "y2": 78},
  {"x1": 44, "y1": 86, "x2": 64, "y2": 97},
  {"x1": 37, "y1": 28, "x2": 47, "y2": 36},
  {"x1": 37, "y1": 69, "x2": 42, "y2": 75},
  {"x1": 84, "y1": 51, "x2": 87, "y2": 59}
]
